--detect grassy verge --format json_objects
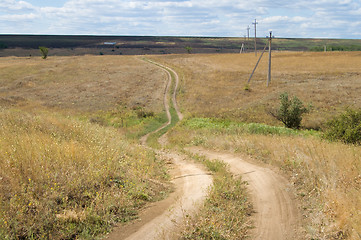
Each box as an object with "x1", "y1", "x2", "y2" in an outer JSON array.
[
  {"x1": 180, "y1": 154, "x2": 252, "y2": 239},
  {"x1": 146, "y1": 107, "x2": 179, "y2": 149},
  {"x1": 88, "y1": 105, "x2": 169, "y2": 140},
  {"x1": 0, "y1": 108, "x2": 170, "y2": 239},
  {"x1": 168, "y1": 117, "x2": 361, "y2": 239}
]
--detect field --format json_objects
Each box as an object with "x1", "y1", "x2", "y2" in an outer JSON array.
[
  {"x1": 151, "y1": 52, "x2": 361, "y2": 129},
  {"x1": 1, "y1": 50, "x2": 361, "y2": 239},
  {"x1": 0, "y1": 56, "x2": 172, "y2": 239},
  {"x1": 152, "y1": 52, "x2": 361, "y2": 239}
]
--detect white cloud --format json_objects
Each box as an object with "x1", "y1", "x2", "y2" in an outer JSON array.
[
  {"x1": 1, "y1": 0, "x2": 35, "y2": 10},
  {"x1": 0, "y1": 0, "x2": 360, "y2": 37},
  {"x1": 0, "y1": 12, "x2": 36, "y2": 21}
]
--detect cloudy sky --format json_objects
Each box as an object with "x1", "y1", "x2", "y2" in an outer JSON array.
[{"x1": 1, "y1": 0, "x2": 361, "y2": 38}]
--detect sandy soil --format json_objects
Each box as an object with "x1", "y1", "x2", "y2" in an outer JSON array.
[{"x1": 189, "y1": 147, "x2": 302, "y2": 240}]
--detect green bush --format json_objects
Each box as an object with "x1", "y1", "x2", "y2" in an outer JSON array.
[
  {"x1": 39, "y1": 46, "x2": 48, "y2": 59},
  {"x1": 273, "y1": 92, "x2": 310, "y2": 129},
  {"x1": 324, "y1": 109, "x2": 361, "y2": 144}
]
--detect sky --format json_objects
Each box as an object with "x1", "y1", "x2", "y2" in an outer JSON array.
[{"x1": 1, "y1": 0, "x2": 361, "y2": 38}]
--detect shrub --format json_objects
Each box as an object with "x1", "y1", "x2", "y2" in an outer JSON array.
[
  {"x1": 273, "y1": 92, "x2": 310, "y2": 129},
  {"x1": 39, "y1": 46, "x2": 49, "y2": 59},
  {"x1": 324, "y1": 109, "x2": 361, "y2": 144},
  {"x1": 185, "y1": 46, "x2": 192, "y2": 54}
]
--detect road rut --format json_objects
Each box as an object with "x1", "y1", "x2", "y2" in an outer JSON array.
[
  {"x1": 189, "y1": 147, "x2": 301, "y2": 240},
  {"x1": 105, "y1": 59, "x2": 212, "y2": 240}
]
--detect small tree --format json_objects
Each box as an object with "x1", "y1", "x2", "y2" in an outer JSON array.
[
  {"x1": 39, "y1": 46, "x2": 49, "y2": 59},
  {"x1": 185, "y1": 46, "x2": 192, "y2": 54},
  {"x1": 273, "y1": 92, "x2": 310, "y2": 129}
]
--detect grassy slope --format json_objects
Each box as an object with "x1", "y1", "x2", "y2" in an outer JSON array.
[
  {"x1": 152, "y1": 52, "x2": 361, "y2": 129},
  {"x1": 0, "y1": 56, "x2": 171, "y2": 239},
  {"x1": 154, "y1": 52, "x2": 361, "y2": 239},
  {"x1": 168, "y1": 118, "x2": 361, "y2": 239},
  {"x1": 2, "y1": 52, "x2": 361, "y2": 239}
]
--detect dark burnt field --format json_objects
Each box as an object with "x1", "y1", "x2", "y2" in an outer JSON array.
[{"x1": 1, "y1": 35, "x2": 361, "y2": 57}]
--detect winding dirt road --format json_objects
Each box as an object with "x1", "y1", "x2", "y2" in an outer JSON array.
[
  {"x1": 106, "y1": 58, "x2": 300, "y2": 240},
  {"x1": 106, "y1": 59, "x2": 212, "y2": 240}
]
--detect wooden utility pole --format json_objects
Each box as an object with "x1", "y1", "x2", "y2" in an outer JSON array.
[
  {"x1": 267, "y1": 31, "x2": 272, "y2": 87},
  {"x1": 252, "y1": 19, "x2": 258, "y2": 56}
]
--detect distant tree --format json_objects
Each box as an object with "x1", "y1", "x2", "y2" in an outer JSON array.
[
  {"x1": 39, "y1": 46, "x2": 49, "y2": 59},
  {"x1": 185, "y1": 46, "x2": 192, "y2": 54}
]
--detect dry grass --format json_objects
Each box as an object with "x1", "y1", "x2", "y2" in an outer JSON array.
[
  {"x1": 151, "y1": 52, "x2": 361, "y2": 129},
  {"x1": 167, "y1": 119, "x2": 361, "y2": 239},
  {"x1": 150, "y1": 52, "x2": 361, "y2": 239},
  {"x1": 0, "y1": 108, "x2": 169, "y2": 239},
  {"x1": 0, "y1": 55, "x2": 172, "y2": 239},
  {"x1": 0, "y1": 56, "x2": 166, "y2": 114}
]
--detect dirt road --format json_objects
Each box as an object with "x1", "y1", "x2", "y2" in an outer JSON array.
[
  {"x1": 106, "y1": 59, "x2": 212, "y2": 240},
  {"x1": 106, "y1": 59, "x2": 300, "y2": 240},
  {"x1": 189, "y1": 147, "x2": 301, "y2": 240}
]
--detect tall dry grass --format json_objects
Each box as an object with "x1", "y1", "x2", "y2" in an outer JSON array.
[
  {"x1": 0, "y1": 108, "x2": 169, "y2": 239},
  {"x1": 167, "y1": 119, "x2": 361, "y2": 239}
]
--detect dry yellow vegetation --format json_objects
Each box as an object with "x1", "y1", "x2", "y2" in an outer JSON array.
[
  {"x1": 152, "y1": 52, "x2": 361, "y2": 129},
  {"x1": 168, "y1": 122, "x2": 361, "y2": 238},
  {"x1": 1, "y1": 52, "x2": 360, "y2": 239},
  {"x1": 0, "y1": 56, "x2": 171, "y2": 239},
  {"x1": 0, "y1": 56, "x2": 166, "y2": 113},
  {"x1": 153, "y1": 52, "x2": 361, "y2": 239}
]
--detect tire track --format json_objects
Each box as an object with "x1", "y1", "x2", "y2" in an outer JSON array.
[
  {"x1": 105, "y1": 58, "x2": 212, "y2": 240},
  {"x1": 188, "y1": 147, "x2": 302, "y2": 240}
]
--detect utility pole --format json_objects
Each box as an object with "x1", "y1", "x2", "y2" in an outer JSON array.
[
  {"x1": 247, "y1": 25, "x2": 250, "y2": 40},
  {"x1": 267, "y1": 31, "x2": 273, "y2": 87},
  {"x1": 252, "y1": 19, "x2": 258, "y2": 56}
]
